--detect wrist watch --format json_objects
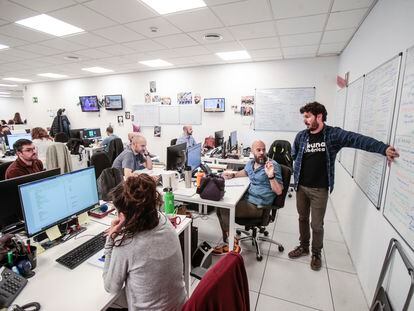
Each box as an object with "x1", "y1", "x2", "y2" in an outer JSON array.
[{"x1": 268, "y1": 175, "x2": 275, "y2": 180}]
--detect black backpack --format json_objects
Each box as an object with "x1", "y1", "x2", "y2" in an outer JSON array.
[{"x1": 268, "y1": 140, "x2": 293, "y2": 168}]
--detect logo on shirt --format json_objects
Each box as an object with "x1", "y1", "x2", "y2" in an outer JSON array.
[{"x1": 305, "y1": 142, "x2": 326, "y2": 153}]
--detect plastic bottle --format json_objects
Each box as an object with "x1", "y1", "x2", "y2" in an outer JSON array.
[{"x1": 164, "y1": 188, "x2": 175, "y2": 215}]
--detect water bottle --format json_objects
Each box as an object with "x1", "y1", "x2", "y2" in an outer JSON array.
[
  {"x1": 184, "y1": 166, "x2": 192, "y2": 188},
  {"x1": 164, "y1": 188, "x2": 175, "y2": 215}
]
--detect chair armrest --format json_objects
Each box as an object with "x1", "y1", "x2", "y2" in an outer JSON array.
[{"x1": 190, "y1": 266, "x2": 208, "y2": 280}]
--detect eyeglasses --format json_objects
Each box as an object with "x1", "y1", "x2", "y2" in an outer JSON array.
[{"x1": 22, "y1": 147, "x2": 36, "y2": 153}]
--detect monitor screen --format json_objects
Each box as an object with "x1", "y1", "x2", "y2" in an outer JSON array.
[
  {"x1": 230, "y1": 131, "x2": 237, "y2": 149},
  {"x1": 69, "y1": 128, "x2": 85, "y2": 139},
  {"x1": 6, "y1": 133, "x2": 32, "y2": 149},
  {"x1": 83, "y1": 128, "x2": 101, "y2": 140},
  {"x1": 204, "y1": 98, "x2": 225, "y2": 112},
  {"x1": 79, "y1": 96, "x2": 100, "y2": 112},
  {"x1": 0, "y1": 169, "x2": 61, "y2": 231},
  {"x1": 105, "y1": 95, "x2": 123, "y2": 110},
  {"x1": 187, "y1": 143, "x2": 201, "y2": 171},
  {"x1": 166, "y1": 143, "x2": 187, "y2": 171},
  {"x1": 19, "y1": 167, "x2": 98, "y2": 237},
  {"x1": 214, "y1": 130, "x2": 224, "y2": 147}
]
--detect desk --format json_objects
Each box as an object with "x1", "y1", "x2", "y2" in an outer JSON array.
[
  {"x1": 14, "y1": 214, "x2": 192, "y2": 310},
  {"x1": 201, "y1": 156, "x2": 251, "y2": 166},
  {"x1": 173, "y1": 177, "x2": 250, "y2": 252},
  {"x1": 0, "y1": 155, "x2": 17, "y2": 163}
]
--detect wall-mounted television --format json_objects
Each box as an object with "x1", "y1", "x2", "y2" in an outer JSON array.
[
  {"x1": 104, "y1": 94, "x2": 123, "y2": 110},
  {"x1": 79, "y1": 96, "x2": 100, "y2": 112},
  {"x1": 204, "y1": 98, "x2": 225, "y2": 112}
]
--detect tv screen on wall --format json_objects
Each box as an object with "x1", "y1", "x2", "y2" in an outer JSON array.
[
  {"x1": 79, "y1": 96, "x2": 100, "y2": 112},
  {"x1": 104, "y1": 95, "x2": 123, "y2": 110},
  {"x1": 204, "y1": 98, "x2": 225, "y2": 112}
]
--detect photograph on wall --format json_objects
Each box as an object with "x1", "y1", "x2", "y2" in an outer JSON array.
[
  {"x1": 150, "y1": 81, "x2": 156, "y2": 93},
  {"x1": 131, "y1": 115, "x2": 135, "y2": 122},
  {"x1": 161, "y1": 96, "x2": 171, "y2": 105},
  {"x1": 194, "y1": 93, "x2": 201, "y2": 104},
  {"x1": 152, "y1": 95, "x2": 161, "y2": 103},
  {"x1": 125, "y1": 111, "x2": 130, "y2": 119},
  {"x1": 177, "y1": 92, "x2": 192, "y2": 105},
  {"x1": 154, "y1": 126, "x2": 161, "y2": 137},
  {"x1": 144, "y1": 92, "x2": 151, "y2": 103},
  {"x1": 117, "y1": 115, "x2": 124, "y2": 125},
  {"x1": 241, "y1": 96, "x2": 254, "y2": 116},
  {"x1": 132, "y1": 123, "x2": 140, "y2": 132}
]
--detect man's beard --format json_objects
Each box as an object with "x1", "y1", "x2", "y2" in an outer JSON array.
[
  {"x1": 306, "y1": 120, "x2": 318, "y2": 131},
  {"x1": 254, "y1": 154, "x2": 267, "y2": 164}
]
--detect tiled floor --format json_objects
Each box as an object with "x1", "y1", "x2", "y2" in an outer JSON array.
[{"x1": 190, "y1": 193, "x2": 369, "y2": 311}]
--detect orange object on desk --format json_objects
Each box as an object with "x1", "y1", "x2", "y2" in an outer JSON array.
[{"x1": 196, "y1": 172, "x2": 205, "y2": 188}]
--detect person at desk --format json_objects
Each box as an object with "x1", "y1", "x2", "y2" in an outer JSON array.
[
  {"x1": 5, "y1": 139, "x2": 44, "y2": 179},
  {"x1": 112, "y1": 135, "x2": 152, "y2": 178},
  {"x1": 176, "y1": 125, "x2": 196, "y2": 148},
  {"x1": 214, "y1": 140, "x2": 284, "y2": 254},
  {"x1": 31, "y1": 127, "x2": 53, "y2": 163},
  {"x1": 288, "y1": 101, "x2": 400, "y2": 271},
  {"x1": 100, "y1": 126, "x2": 119, "y2": 152},
  {"x1": 103, "y1": 174, "x2": 187, "y2": 310}
]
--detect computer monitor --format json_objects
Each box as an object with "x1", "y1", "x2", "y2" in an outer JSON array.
[
  {"x1": 230, "y1": 131, "x2": 237, "y2": 150},
  {"x1": 69, "y1": 128, "x2": 85, "y2": 139},
  {"x1": 166, "y1": 142, "x2": 187, "y2": 171},
  {"x1": 214, "y1": 130, "x2": 224, "y2": 147},
  {"x1": 83, "y1": 128, "x2": 101, "y2": 140},
  {"x1": 6, "y1": 133, "x2": 32, "y2": 149},
  {"x1": 0, "y1": 168, "x2": 61, "y2": 232},
  {"x1": 204, "y1": 98, "x2": 225, "y2": 112},
  {"x1": 187, "y1": 143, "x2": 201, "y2": 171},
  {"x1": 79, "y1": 95, "x2": 100, "y2": 112},
  {"x1": 104, "y1": 95, "x2": 123, "y2": 110},
  {"x1": 19, "y1": 167, "x2": 99, "y2": 237}
]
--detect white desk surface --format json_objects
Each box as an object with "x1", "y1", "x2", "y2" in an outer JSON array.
[
  {"x1": 14, "y1": 214, "x2": 192, "y2": 311},
  {"x1": 0, "y1": 155, "x2": 17, "y2": 163},
  {"x1": 201, "y1": 156, "x2": 251, "y2": 165}
]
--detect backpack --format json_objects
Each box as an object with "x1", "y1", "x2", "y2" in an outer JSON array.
[{"x1": 268, "y1": 140, "x2": 293, "y2": 168}]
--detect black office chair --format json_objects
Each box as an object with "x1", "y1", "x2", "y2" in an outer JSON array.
[
  {"x1": 90, "y1": 151, "x2": 111, "y2": 180},
  {"x1": 54, "y1": 132, "x2": 69, "y2": 143},
  {"x1": 0, "y1": 161, "x2": 13, "y2": 181},
  {"x1": 235, "y1": 164, "x2": 292, "y2": 261},
  {"x1": 170, "y1": 138, "x2": 177, "y2": 146},
  {"x1": 107, "y1": 138, "x2": 124, "y2": 164},
  {"x1": 268, "y1": 140, "x2": 294, "y2": 198}
]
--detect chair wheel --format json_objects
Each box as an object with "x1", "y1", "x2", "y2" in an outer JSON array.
[
  {"x1": 256, "y1": 255, "x2": 263, "y2": 261},
  {"x1": 288, "y1": 193, "x2": 292, "y2": 198},
  {"x1": 263, "y1": 231, "x2": 269, "y2": 237},
  {"x1": 236, "y1": 230, "x2": 241, "y2": 235},
  {"x1": 278, "y1": 246, "x2": 284, "y2": 252}
]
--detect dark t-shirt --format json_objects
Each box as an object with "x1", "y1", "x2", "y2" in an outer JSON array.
[{"x1": 299, "y1": 130, "x2": 329, "y2": 188}]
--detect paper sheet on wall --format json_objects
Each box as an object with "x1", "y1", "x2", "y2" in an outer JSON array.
[{"x1": 131, "y1": 104, "x2": 159, "y2": 126}]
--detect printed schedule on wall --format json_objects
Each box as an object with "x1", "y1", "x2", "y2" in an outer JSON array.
[
  {"x1": 384, "y1": 46, "x2": 414, "y2": 250},
  {"x1": 354, "y1": 54, "x2": 401, "y2": 208},
  {"x1": 334, "y1": 87, "x2": 347, "y2": 162}
]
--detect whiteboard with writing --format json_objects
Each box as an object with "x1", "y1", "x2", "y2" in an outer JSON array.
[
  {"x1": 159, "y1": 105, "x2": 180, "y2": 124},
  {"x1": 131, "y1": 104, "x2": 159, "y2": 126},
  {"x1": 383, "y1": 46, "x2": 414, "y2": 250},
  {"x1": 254, "y1": 87, "x2": 315, "y2": 131},
  {"x1": 334, "y1": 88, "x2": 347, "y2": 162},
  {"x1": 354, "y1": 55, "x2": 401, "y2": 208},
  {"x1": 341, "y1": 76, "x2": 364, "y2": 176}
]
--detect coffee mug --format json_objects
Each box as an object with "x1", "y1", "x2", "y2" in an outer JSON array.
[
  {"x1": 169, "y1": 216, "x2": 182, "y2": 228},
  {"x1": 161, "y1": 171, "x2": 180, "y2": 190}
]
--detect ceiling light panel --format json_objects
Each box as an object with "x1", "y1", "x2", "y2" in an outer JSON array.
[
  {"x1": 139, "y1": 59, "x2": 173, "y2": 67},
  {"x1": 141, "y1": 0, "x2": 206, "y2": 14},
  {"x1": 216, "y1": 50, "x2": 251, "y2": 60}
]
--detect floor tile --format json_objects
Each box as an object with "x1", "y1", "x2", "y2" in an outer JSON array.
[
  {"x1": 256, "y1": 293, "x2": 320, "y2": 311},
  {"x1": 240, "y1": 250, "x2": 267, "y2": 292},
  {"x1": 324, "y1": 240, "x2": 355, "y2": 273},
  {"x1": 274, "y1": 213, "x2": 300, "y2": 235},
  {"x1": 324, "y1": 205, "x2": 338, "y2": 223},
  {"x1": 324, "y1": 221, "x2": 344, "y2": 243},
  {"x1": 250, "y1": 291, "x2": 259, "y2": 311}
]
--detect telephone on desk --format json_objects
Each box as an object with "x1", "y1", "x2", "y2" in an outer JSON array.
[{"x1": 207, "y1": 146, "x2": 222, "y2": 158}]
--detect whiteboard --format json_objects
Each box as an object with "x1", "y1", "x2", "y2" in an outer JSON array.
[
  {"x1": 254, "y1": 87, "x2": 315, "y2": 131},
  {"x1": 383, "y1": 46, "x2": 414, "y2": 250},
  {"x1": 341, "y1": 76, "x2": 364, "y2": 176},
  {"x1": 179, "y1": 105, "x2": 202, "y2": 125},
  {"x1": 354, "y1": 55, "x2": 401, "y2": 208},
  {"x1": 334, "y1": 88, "x2": 347, "y2": 162},
  {"x1": 160, "y1": 105, "x2": 180, "y2": 124},
  {"x1": 131, "y1": 104, "x2": 159, "y2": 126}
]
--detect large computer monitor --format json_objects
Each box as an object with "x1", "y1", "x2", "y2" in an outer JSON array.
[
  {"x1": 229, "y1": 131, "x2": 237, "y2": 150},
  {"x1": 187, "y1": 143, "x2": 201, "y2": 171},
  {"x1": 69, "y1": 128, "x2": 85, "y2": 139},
  {"x1": 0, "y1": 169, "x2": 61, "y2": 232},
  {"x1": 214, "y1": 130, "x2": 224, "y2": 147},
  {"x1": 104, "y1": 95, "x2": 123, "y2": 110},
  {"x1": 79, "y1": 95, "x2": 100, "y2": 112},
  {"x1": 19, "y1": 167, "x2": 98, "y2": 237},
  {"x1": 166, "y1": 142, "x2": 187, "y2": 171},
  {"x1": 83, "y1": 128, "x2": 102, "y2": 140},
  {"x1": 6, "y1": 133, "x2": 32, "y2": 149}
]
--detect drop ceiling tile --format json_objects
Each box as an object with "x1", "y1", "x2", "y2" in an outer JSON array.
[
  {"x1": 191, "y1": 54, "x2": 223, "y2": 64},
  {"x1": 284, "y1": 53, "x2": 315, "y2": 59},
  {"x1": 49, "y1": 5, "x2": 116, "y2": 31},
  {"x1": 283, "y1": 45, "x2": 318, "y2": 56},
  {"x1": 280, "y1": 32, "x2": 322, "y2": 47},
  {"x1": 121, "y1": 53, "x2": 147, "y2": 62},
  {"x1": 66, "y1": 33, "x2": 114, "y2": 48},
  {"x1": 318, "y1": 42, "x2": 346, "y2": 54},
  {"x1": 0, "y1": 62, "x2": 30, "y2": 71},
  {"x1": 188, "y1": 27, "x2": 234, "y2": 44},
  {"x1": 171, "y1": 45, "x2": 211, "y2": 57},
  {"x1": 11, "y1": 0, "x2": 77, "y2": 12},
  {"x1": 123, "y1": 39, "x2": 166, "y2": 52},
  {"x1": 211, "y1": 0, "x2": 272, "y2": 26},
  {"x1": 153, "y1": 34, "x2": 198, "y2": 49},
  {"x1": 0, "y1": 53, "x2": 21, "y2": 62},
  {"x1": 40, "y1": 38, "x2": 86, "y2": 51},
  {"x1": 205, "y1": 41, "x2": 243, "y2": 52},
  {"x1": 96, "y1": 44, "x2": 136, "y2": 56},
  {"x1": 93, "y1": 25, "x2": 145, "y2": 43},
  {"x1": 165, "y1": 56, "x2": 198, "y2": 66},
  {"x1": 16, "y1": 43, "x2": 62, "y2": 55},
  {"x1": 276, "y1": 14, "x2": 327, "y2": 35},
  {"x1": 35, "y1": 55, "x2": 70, "y2": 65},
  {"x1": 240, "y1": 37, "x2": 280, "y2": 50},
  {"x1": 0, "y1": 1, "x2": 37, "y2": 22},
  {"x1": 0, "y1": 48, "x2": 40, "y2": 59},
  {"x1": 0, "y1": 18, "x2": 8, "y2": 26},
  {"x1": 84, "y1": 0, "x2": 156, "y2": 23},
  {"x1": 165, "y1": 8, "x2": 223, "y2": 32},
  {"x1": 0, "y1": 33, "x2": 27, "y2": 47},
  {"x1": 326, "y1": 8, "x2": 368, "y2": 30},
  {"x1": 321, "y1": 28, "x2": 355, "y2": 43},
  {"x1": 125, "y1": 17, "x2": 182, "y2": 38},
  {"x1": 142, "y1": 49, "x2": 182, "y2": 59},
  {"x1": 74, "y1": 48, "x2": 112, "y2": 59},
  {"x1": 270, "y1": 0, "x2": 330, "y2": 19},
  {"x1": 332, "y1": 0, "x2": 374, "y2": 12},
  {"x1": 98, "y1": 56, "x2": 132, "y2": 65},
  {"x1": 0, "y1": 24, "x2": 54, "y2": 42},
  {"x1": 249, "y1": 48, "x2": 282, "y2": 58},
  {"x1": 228, "y1": 21, "x2": 276, "y2": 40}
]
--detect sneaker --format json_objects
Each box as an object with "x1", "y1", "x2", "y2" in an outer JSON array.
[
  {"x1": 213, "y1": 239, "x2": 241, "y2": 255},
  {"x1": 310, "y1": 253, "x2": 322, "y2": 271},
  {"x1": 288, "y1": 245, "x2": 309, "y2": 259}
]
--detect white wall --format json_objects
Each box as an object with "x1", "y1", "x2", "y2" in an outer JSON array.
[
  {"x1": 334, "y1": 0, "x2": 414, "y2": 308},
  {"x1": 0, "y1": 97, "x2": 26, "y2": 123},
  {"x1": 23, "y1": 57, "x2": 338, "y2": 162}
]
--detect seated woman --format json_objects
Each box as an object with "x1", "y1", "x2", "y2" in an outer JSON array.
[
  {"x1": 103, "y1": 174, "x2": 186, "y2": 311},
  {"x1": 31, "y1": 127, "x2": 54, "y2": 163}
]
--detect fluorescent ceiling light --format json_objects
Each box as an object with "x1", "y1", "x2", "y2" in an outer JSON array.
[
  {"x1": 38, "y1": 73, "x2": 68, "y2": 78},
  {"x1": 82, "y1": 67, "x2": 113, "y2": 73},
  {"x1": 0, "y1": 44, "x2": 9, "y2": 50},
  {"x1": 0, "y1": 83, "x2": 18, "y2": 87},
  {"x1": 15, "y1": 14, "x2": 84, "y2": 37},
  {"x1": 0, "y1": 92, "x2": 11, "y2": 95},
  {"x1": 216, "y1": 50, "x2": 251, "y2": 61},
  {"x1": 140, "y1": 0, "x2": 206, "y2": 14},
  {"x1": 139, "y1": 59, "x2": 173, "y2": 67},
  {"x1": 3, "y1": 77, "x2": 31, "y2": 82}
]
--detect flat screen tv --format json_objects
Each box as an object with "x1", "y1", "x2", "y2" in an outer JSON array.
[
  {"x1": 79, "y1": 95, "x2": 100, "y2": 112},
  {"x1": 104, "y1": 94, "x2": 123, "y2": 110},
  {"x1": 204, "y1": 98, "x2": 225, "y2": 112}
]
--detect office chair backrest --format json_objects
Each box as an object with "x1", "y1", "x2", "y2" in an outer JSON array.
[
  {"x1": 274, "y1": 164, "x2": 292, "y2": 209},
  {"x1": 54, "y1": 132, "x2": 69, "y2": 143},
  {"x1": 107, "y1": 138, "x2": 124, "y2": 164},
  {"x1": 0, "y1": 161, "x2": 13, "y2": 181},
  {"x1": 268, "y1": 140, "x2": 293, "y2": 169},
  {"x1": 170, "y1": 138, "x2": 177, "y2": 146},
  {"x1": 90, "y1": 151, "x2": 111, "y2": 179},
  {"x1": 97, "y1": 167, "x2": 123, "y2": 201}
]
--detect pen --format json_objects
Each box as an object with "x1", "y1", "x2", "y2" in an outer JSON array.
[{"x1": 27, "y1": 239, "x2": 31, "y2": 254}]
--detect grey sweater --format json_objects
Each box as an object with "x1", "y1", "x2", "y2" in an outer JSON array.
[{"x1": 103, "y1": 217, "x2": 187, "y2": 310}]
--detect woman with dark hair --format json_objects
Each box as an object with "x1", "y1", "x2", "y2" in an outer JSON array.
[
  {"x1": 103, "y1": 174, "x2": 186, "y2": 310},
  {"x1": 31, "y1": 127, "x2": 53, "y2": 163},
  {"x1": 13, "y1": 112, "x2": 24, "y2": 124}
]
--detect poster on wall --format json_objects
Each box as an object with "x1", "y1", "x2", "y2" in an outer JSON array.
[
  {"x1": 150, "y1": 81, "x2": 156, "y2": 93},
  {"x1": 131, "y1": 115, "x2": 135, "y2": 122},
  {"x1": 117, "y1": 116, "x2": 124, "y2": 126},
  {"x1": 125, "y1": 111, "x2": 130, "y2": 119},
  {"x1": 144, "y1": 92, "x2": 151, "y2": 103},
  {"x1": 154, "y1": 126, "x2": 161, "y2": 137},
  {"x1": 161, "y1": 97, "x2": 171, "y2": 105},
  {"x1": 132, "y1": 123, "x2": 140, "y2": 132},
  {"x1": 178, "y1": 92, "x2": 192, "y2": 105},
  {"x1": 194, "y1": 93, "x2": 201, "y2": 104},
  {"x1": 241, "y1": 96, "x2": 254, "y2": 116},
  {"x1": 152, "y1": 95, "x2": 161, "y2": 103}
]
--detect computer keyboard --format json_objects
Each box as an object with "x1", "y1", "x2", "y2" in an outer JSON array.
[{"x1": 56, "y1": 231, "x2": 107, "y2": 270}]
